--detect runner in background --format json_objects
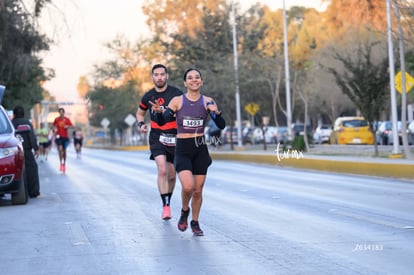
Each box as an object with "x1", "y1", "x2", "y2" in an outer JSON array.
[
  {"x1": 73, "y1": 127, "x2": 84, "y2": 158},
  {"x1": 53, "y1": 107, "x2": 73, "y2": 173},
  {"x1": 35, "y1": 122, "x2": 49, "y2": 162}
]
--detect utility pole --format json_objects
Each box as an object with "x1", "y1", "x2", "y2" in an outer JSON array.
[
  {"x1": 232, "y1": 1, "x2": 243, "y2": 148},
  {"x1": 283, "y1": 0, "x2": 293, "y2": 142},
  {"x1": 386, "y1": 0, "x2": 401, "y2": 155}
]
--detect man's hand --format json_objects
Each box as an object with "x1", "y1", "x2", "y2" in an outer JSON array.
[{"x1": 149, "y1": 100, "x2": 162, "y2": 113}]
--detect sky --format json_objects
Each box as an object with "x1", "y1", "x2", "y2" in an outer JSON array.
[{"x1": 39, "y1": 0, "x2": 327, "y2": 103}]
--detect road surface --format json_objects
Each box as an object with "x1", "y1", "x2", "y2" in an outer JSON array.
[{"x1": 1, "y1": 148, "x2": 413, "y2": 274}]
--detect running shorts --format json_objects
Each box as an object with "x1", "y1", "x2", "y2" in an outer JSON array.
[
  {"x1": 174, "y1": 136, "x2": 212, "y2": 175},
  {"x1": 149, "y1": 134, "x2": 176, "y2": 163}
]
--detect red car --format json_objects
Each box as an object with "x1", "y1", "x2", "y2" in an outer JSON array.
[{"x1": 0, "y1": 85, "x2": 28, "y2": 205}]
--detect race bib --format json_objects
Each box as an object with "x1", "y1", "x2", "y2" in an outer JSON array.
[
  {"x1": 182, "y1": 116, "x2": 203, "y2": 128},
  {"x1": 159, "y1": 134, "x2": 176, "y2": 146}
]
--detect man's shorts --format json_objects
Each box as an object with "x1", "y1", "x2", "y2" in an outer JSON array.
[
  {"x1": 174, "y1": 136, "x2": 212, "y2": 175},
  {"x1": 149, "y1": 134, "x2": 175, "y2": 163},
  {"x1": 55, "y1": 137, "x2": 69, "y2": 149}
]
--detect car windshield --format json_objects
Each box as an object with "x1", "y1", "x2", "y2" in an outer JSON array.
[
  {"x1": 0, "y1": 109, "x2": 13, "y2": 134},
  {"x1": 342, "y1": 120, "x2": 368, "y2": 128}
]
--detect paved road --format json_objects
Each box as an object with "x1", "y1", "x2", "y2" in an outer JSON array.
[{"x1": 0, "y1": 148, "x2": 413, "y2": 274}]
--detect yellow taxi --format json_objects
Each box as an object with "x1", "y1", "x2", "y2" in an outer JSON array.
[{"x1": 329, "y1": 116, "x2": 374, "y2": 145}]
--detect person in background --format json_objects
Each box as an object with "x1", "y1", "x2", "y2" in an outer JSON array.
[
  {"x1": 53, "y1": 107, "x2": 73, "y2": 173},
  {"x1": 46, "y1": 127, "x2": 54, "y2": 155},
  {"x1": 35, "y1": 122, "x2": 50, "y2": 162},
  {"x1": 136, "y1": 64, "x2": 183, "y2": 220},
  {"x1": 152, "y1": 68, "x2": 225, "y2": 236},
  {"x1": 12, "y1": 106, "x2": 40, "y2": 198},
  {"x1": 73, "y1": 127, "x2": 84, "y2": 158}
]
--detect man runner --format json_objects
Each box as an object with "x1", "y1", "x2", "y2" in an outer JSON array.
[
  {"x1": 136, "y1": 64, "x2": 183, "y2": 220},
  {"x1": 53, "y1": 107, "x2": 73, "y2": 173}
]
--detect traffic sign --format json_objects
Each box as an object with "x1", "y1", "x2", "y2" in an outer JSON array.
[
  {"x1": 395, "y1": 71, "x2": 414, "y2": 94},
  {"x1": 101, "y1": 118, "x2": 110, "y2": 128},
  {"x1": 245, "y1": 103, "x2": 260, "y2": 116},
  {"x1": 124, "y1": 114, "x2": 136, "y2": 126}
]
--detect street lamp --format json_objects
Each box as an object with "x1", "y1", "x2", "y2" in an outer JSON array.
[
  {"x1": 232, "y1": 1, "x2": 243, "y2": 147},
  {"x1": 283, "y1": 0, "x2": 293, "y2": 141},
  {"x1": 385, "y1": 0, "x2": 400, "y2": 155}
]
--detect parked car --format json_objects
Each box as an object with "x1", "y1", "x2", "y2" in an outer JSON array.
[
  {"x1": 329, "y1": 116, "x2": 374, "y2": 145},
  {"x1": 408, "y1": 120, "x2": 414, "y2": 145},
  {"x1": 313, "y1": 124, "x2": 332, "y2": 144},
  {"x1": 222, "y1": 127, "x2": 253, "y2": 145},
  {"x1": 387, "y1": 121, "x2": 411, "y2": 145},
  {"x1": 251, "y1": 126, "x2": 278, "y2": 144},
  {"x1": 0, "y1": 85, "x2": 28, "y2": 205},
  {"x1": 274, "y1": 126, "x2": 288, "y2": 144},
  {"x1": 376, "y1": 121, "x2": 392, "y2": 145},
  {"x1": 291, "y1": 123, "x2": 312, "y2": 137}
]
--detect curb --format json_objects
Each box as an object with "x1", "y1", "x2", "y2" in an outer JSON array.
[{"x1": 210, "y1": 152, "x2": 414, "y2": 180}]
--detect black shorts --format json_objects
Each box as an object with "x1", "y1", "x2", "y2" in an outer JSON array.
[
  {"x1": 74, "y1": 138, "x2": 83, "y2": 146},
  {"x1": 149, "y1": 134, "x2": 176, "y2": 163},
  {"x1": 174, "y1": 136, "x2": 212, "y2": 175},
  {"x1": 39, "y1": 141, "x2": 50, "y2": 148},
  {"x1": 55, "y1": 137, "x2": 69, "y2": 149}
]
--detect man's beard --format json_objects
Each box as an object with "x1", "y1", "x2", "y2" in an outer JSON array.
[{"x1": 155, "y1": 81, "x2": 166, "y2": 89}]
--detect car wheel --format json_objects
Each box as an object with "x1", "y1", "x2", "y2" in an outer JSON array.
[{"x1": 11, "y1": 167, "x2": 28, "y2": 205}]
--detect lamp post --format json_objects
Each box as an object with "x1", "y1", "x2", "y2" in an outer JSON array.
[
  {"x1": 283, "y1": 0, "x2": 293, "y2": 142},
  {"x1": 232, "y1": 1, "x2": 243, "y2": 148},
  {"x1": 386, "y1": 0, "x2": 400, "y2": 155}
]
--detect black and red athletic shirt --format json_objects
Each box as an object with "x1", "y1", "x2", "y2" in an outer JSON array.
[{"x1": 139, "y1": 85, "x2": 183, "y2": 137}]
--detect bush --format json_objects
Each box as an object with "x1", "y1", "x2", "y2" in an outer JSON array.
[{"x1": 293, "y1": 135, "x2": 306, "y2": 151}]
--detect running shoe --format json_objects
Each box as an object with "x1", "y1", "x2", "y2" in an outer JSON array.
[
  {"x1": 62, "y1": 163, "x2": 66, "y2": 173},
  {"x1": 59, "y1": 163, "x2": 63, "y2": 172},
  {"x1": 162, "y1": 205, "x2": 171, "y2": 220},
  {"x1": 190, "y1": 220, "x2": 204, "y2": 236},
  {"x1": 178, "y1": 208, "x2": 190, "y2": 232}
]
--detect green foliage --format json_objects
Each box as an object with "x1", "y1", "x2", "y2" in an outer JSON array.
[
  {"x1": 293, "y1": 135, "x2": 306, "y2": 152},
  {"x1": 282, "y1": 135, "x2": 309, "y2": 152},
  {"x1": 87, "y1": 81, "x2": 140, "y2": 134},
  {"x1": 163, "y1": 3, "x2": 268, "y2": 127},
  {"x1": 326, "y1": 40, "x2": 389, "y2": 128},
  {"x1": 0, "y1": 0, "x2": 52, "y2": 111},
  {"x1": 404, "y1": 50, "x2": 414, "y2": 102}
]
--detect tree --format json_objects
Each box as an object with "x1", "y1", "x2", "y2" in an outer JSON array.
[
  {"x1": 0, "y1": 0, "x2": 52, "y2": 111},
  {"x1": 325, "y1": 38, "x2": 390, "y2": 156},
  {"x1": 152, "y1": 2, "x2": 268, "y2": 146},
  {"x1": 87, "y1": 81, "x2": 139, "y2": 144},
  {"x1": 86, "y1": 36, "x2": 148, "y2": 144}
]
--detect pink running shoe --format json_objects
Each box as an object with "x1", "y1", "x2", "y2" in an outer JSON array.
[
  {"x1": 162, "y1": 205, "x2": 171, "y2": 220},
  {"x1": 178, "y1": 208, "x2": 190, "y2": 231}
]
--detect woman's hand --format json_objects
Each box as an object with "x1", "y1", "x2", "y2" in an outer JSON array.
[{"x1": 206, "y1": 100, "x2": 220, "y2": 115}]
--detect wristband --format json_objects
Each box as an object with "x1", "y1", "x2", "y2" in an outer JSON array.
[{"x1": 137, "y1": 121, "x2": 145, "y2": 128}]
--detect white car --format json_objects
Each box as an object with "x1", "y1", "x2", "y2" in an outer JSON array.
[
  {"x1": 313, "y1": 124, "x2": 332, "y2": 144},
  {"x1": 251, "y1": 126, "x2": 278, "y2": 144}
]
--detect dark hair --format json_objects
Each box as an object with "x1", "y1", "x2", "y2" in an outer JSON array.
[
  {"x1": 58, "y1": 107, "x2": 65, "y2": 112},
  {"x1": 13, "y1": 105, "x2": 25, "y2": 118},
  {"x1": 183, "y1": 68, "x2": 202, "y2": 81},
  {"x1": 151, "y1": 64, "x2": 168, "y2": 74}
]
